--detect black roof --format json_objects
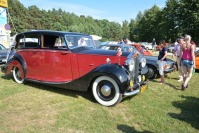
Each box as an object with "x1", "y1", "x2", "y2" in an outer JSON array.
[{"x1": 17, "y1": 30, "x2": 90, "y2": 36}]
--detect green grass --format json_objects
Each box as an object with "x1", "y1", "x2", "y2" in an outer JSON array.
[{"x1": 0, "y1": 61, "x2": 199, "y2": 132}]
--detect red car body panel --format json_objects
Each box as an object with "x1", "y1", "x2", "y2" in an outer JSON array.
[{"x1": 7, "y1": 49, "x2": 127, "y2": 83}]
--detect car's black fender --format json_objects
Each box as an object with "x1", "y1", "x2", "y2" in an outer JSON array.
[
  {"x1": 5, "y1": 53, "x2": 27, "y2": 78},
  {"x1": 64, "y1": 63, "x2": 130, "y2": 93}
]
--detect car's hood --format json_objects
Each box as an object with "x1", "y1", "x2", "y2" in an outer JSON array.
[
  {"x1": 145, "y1": 56, "x2": 158, "y2": 61},
  {"x1": 146, "y1": 55, "x2": 174, "y2": 63},
  {"x1": 73, "y1": 47, "x2": 144, "y2": 58}
]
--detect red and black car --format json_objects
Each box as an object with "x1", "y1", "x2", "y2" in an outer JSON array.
[{"x1": 2, "y1": 30, "x2": 148, "y2": 106}]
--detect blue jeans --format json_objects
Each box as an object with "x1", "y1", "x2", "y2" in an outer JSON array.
[{"x1": 181, "y1": 60, "x2": 193, "y2": 68}]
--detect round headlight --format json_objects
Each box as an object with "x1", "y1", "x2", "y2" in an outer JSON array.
[
  {"x1": 125, "y1": 58, "x2": 135, "y2": 72},
  {"x1": 141, "y1": 57, "x2": 146, "y2": 68}
]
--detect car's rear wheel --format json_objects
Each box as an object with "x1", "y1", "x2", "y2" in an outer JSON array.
[
  {"x1": 92, "y1": 76, "x2": 122, "y2": 106},
  {"x1": 147, "y1": 65, "x2": 158, "y2": 79},
  {"x1": 13, "y1": 66, "x2": 24, "y2": 84}
]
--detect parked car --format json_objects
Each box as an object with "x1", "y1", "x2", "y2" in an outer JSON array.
[
  {"x1": 146, "y1": 56, "x2": 176, "y2": 79},
  {"x1": 167, "y1": 43, "x2": 175, "y2": 53},
  {"x1": 98, "y1": 43, "x2": 176, "y2": 79},
  {"x1": 2, "y1": 30, "x2": 149, "y2": 106},
  {"x1": 140, "y1": 42, "x2": 153, "y2": 50},
  {"x1": 130, "y1": 44, "x2": 152, "y2": 56},
  {"x1": 195, "y1": 50, "x2": 199, "y2": 70},
  {"x1": 0, "y1": 44, "x2": 8, "y2": 65},
  {"x1": 98, "y1": 43, "x2": 134, "y2": 52},
  {"x1": 155, "y1": 44, "x2": 162, "y2": 51}
]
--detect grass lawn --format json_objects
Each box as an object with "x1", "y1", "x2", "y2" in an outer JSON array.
[{"x1": 0, "y1": 53, "x2": 199, "y2": 133}]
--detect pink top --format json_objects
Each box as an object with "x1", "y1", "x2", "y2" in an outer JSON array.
[{"x1": 182, "y1": 48, "x2": 192, "y2": 61}]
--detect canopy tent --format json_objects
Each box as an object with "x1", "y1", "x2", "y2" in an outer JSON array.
[{"x1": 90, "y1": 35, "x2": 102, "y2": 40}]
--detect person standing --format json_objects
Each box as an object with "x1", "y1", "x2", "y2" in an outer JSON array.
[
  {"x1": 157, "y1": 40, "x2": 168, "y2": 84},
  {"x1": 152, "y1": 38, "x2": 156, "y2": 51},
  {"x1": 179, "y1": 35, "x2": 196, "y2": 90},
  {"x1": 173, "y1": 37, "x2": 184, "y2": 82}
]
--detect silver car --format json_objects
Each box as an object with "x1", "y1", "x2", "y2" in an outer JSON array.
[{"x1": 0, "y1": 44, "x2": 8, "y2": 65}]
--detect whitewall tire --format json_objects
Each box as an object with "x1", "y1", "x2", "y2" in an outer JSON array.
[
  {"x1": 92, "y1": 76, "x2": 122, "y2": 106},
  {"x1": 13, "y1": 66, "x2": 25, "y2": 84}
]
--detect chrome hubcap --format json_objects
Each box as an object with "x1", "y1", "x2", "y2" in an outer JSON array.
[
  {"x1": 148, "y1": 68, "x2": 154, "y2": 78},
  {"x1": 17, "y1": 70, "x2": 21, "y2": 77},
  {"x1": 101, "y1": 85, "x2": 111, "y2": 96}
]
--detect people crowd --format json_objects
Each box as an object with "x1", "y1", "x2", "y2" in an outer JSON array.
[{"x1": 157, "y1": 34, "x2": 196, "y2": 90}]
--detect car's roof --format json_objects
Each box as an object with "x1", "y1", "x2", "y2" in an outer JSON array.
[{"x1": 17, "y1": 30, "x2": 90, "y2": 36}]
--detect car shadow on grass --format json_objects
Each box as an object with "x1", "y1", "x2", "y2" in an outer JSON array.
[
  {"x1": 168, "y1": 96, "x2": 199, "y2": 130},
  {"x1": 1, "y1": 73, "x2": 96, "y2": 104},
  {"x1": 27, "y1": 81, "x2": 96, "y2": 103},
  {"x1": 117, "y1": 124, "x2": 153, "y2": 133}
]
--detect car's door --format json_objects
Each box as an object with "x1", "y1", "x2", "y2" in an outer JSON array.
[
  {"x1": 48, "y1": 36, "x2": 73, "y2": 82},
  {"x1": 17, "y1": 33, "x2": 48, "y2": 80}
]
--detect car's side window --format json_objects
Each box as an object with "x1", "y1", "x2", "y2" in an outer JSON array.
[
  {"x1": 17, "y1": 34, "x2": 40, "y2": 49},
  {"x1": 54, "y1": 37, "x2": 67, "y2": 49},
  {"x1": 42, "y1": 35, "x2": 67, "y2": 49}
]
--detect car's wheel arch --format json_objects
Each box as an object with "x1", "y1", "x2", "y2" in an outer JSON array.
[
  {"x1": 6, "y1": 54, "x2": 27, "y2": 78},
  {"x1": 146, "y1": 64, "x2": 159, "y2": 79},
  {"x1": 88, "y1": 64, "x2": 129, "y2": 93}
]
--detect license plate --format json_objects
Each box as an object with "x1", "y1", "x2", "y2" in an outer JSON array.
[{"x1": 140, "y1": 85, "x2": 147, "y2": 93}]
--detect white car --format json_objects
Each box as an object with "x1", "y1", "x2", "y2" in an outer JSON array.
[{"x1": 140, "y1": 42, "x2": 152, "y2": 50}]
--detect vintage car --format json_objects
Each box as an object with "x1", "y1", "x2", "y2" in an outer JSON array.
[
  {"x1": 2, "y1": 30, "x2": 149, "y2": 106},
  {"x1": 195, "y1": 50, "x2": 199, "y2": 70},
  {"x1": 98, "y1": 43, "x2": 134, "y2": 52},
  {"x1": 98, "y1": 43, "x2": 176, "y2": 79},
  {"x1": 0, "y1": 44, "x2": 8, "y2": 65},
  {"x1": 146, "y1": 56, "x2": 176, "y2": 79},
  {"x1": 140, "y1": 42, "x2": 153, "y2": 50},
  {"x1": 129, "y1": 44, "x2": 152, "y2": 56}
]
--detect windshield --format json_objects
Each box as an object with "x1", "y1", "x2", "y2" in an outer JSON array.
[
  {"x1": 65, "y1": 35, "x2": 95, "y2": 49},
  {"x1": 0, "y1": 44, "x2": 7, "y2": 51}
]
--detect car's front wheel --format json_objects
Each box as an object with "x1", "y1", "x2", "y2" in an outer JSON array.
[
  {"x1": 147, "y1": 65, "x2": 158, "y2": 79},
  {"x1": 13, "y1": 66, "x2": 25, "y2": 84},
  {"x1": 92, "y1": 76, "x2": 122, "y2": 106}
]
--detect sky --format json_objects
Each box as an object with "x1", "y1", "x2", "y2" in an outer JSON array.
[{"x1": 19, "y1": 0, "x2": 167, "y2": 24}]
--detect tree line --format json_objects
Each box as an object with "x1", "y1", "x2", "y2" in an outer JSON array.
[{"x1": 7, "y1": 0, "x2": 199, "y2": 45}]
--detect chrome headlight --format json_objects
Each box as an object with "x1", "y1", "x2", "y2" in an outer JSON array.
[
  {"x1": 140, "y1": 57, "x2": 146, "y2": 68},
  {"x1": 164, "y1": 63, "x2": 171, "y2": 70},
  {"x1": 125, "y1": 58, "x2": 135, "y2": 72}
]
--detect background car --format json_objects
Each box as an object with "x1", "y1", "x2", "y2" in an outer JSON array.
[
  {"x1": 155, "y1": 44, "x2": 162, "y2": 51},
  {"x1": 140, "y1": 42, "x2": 153, "y2": 50},
  {"x1": 98, "y1": 43, "x2": 135, "y2": 52},
  {"x1": 195, "y1": 50, "x2": 199, "y2": 69},
  {"x1": 130, "y1": 44, "x2": 152, "y2": 56},
  {"x1": 146, "y1": 56, "x2": 176, "y2": 79},
  {"x1": 0, "y1": 44, "x2": 8, "y2": 65},
  {"x1": 167, "y1": 43, "x2": 175, "y2": 53},
  {"x1": 98, "y1": 43, "x2": 176, "y2": 79}
]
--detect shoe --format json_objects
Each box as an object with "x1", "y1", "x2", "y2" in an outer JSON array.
[
  {"x1": 178, "y1": 78, "x2": 183, "y2": 82},
  {"x1": 181, "y1": 84, "x2": 186, "y2": 90},
  {"x1": 186, "y1": 84, "x2": 188, "y2": 88}
]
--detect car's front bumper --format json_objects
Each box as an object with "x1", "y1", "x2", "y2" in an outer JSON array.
[{"x1": 123, "y1": 80, "x2": 149, "y2": 96}]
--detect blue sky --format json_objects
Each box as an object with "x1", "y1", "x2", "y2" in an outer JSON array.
[{"x1": 19, "y1": 0, "x2": 166, "y2": 24}]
